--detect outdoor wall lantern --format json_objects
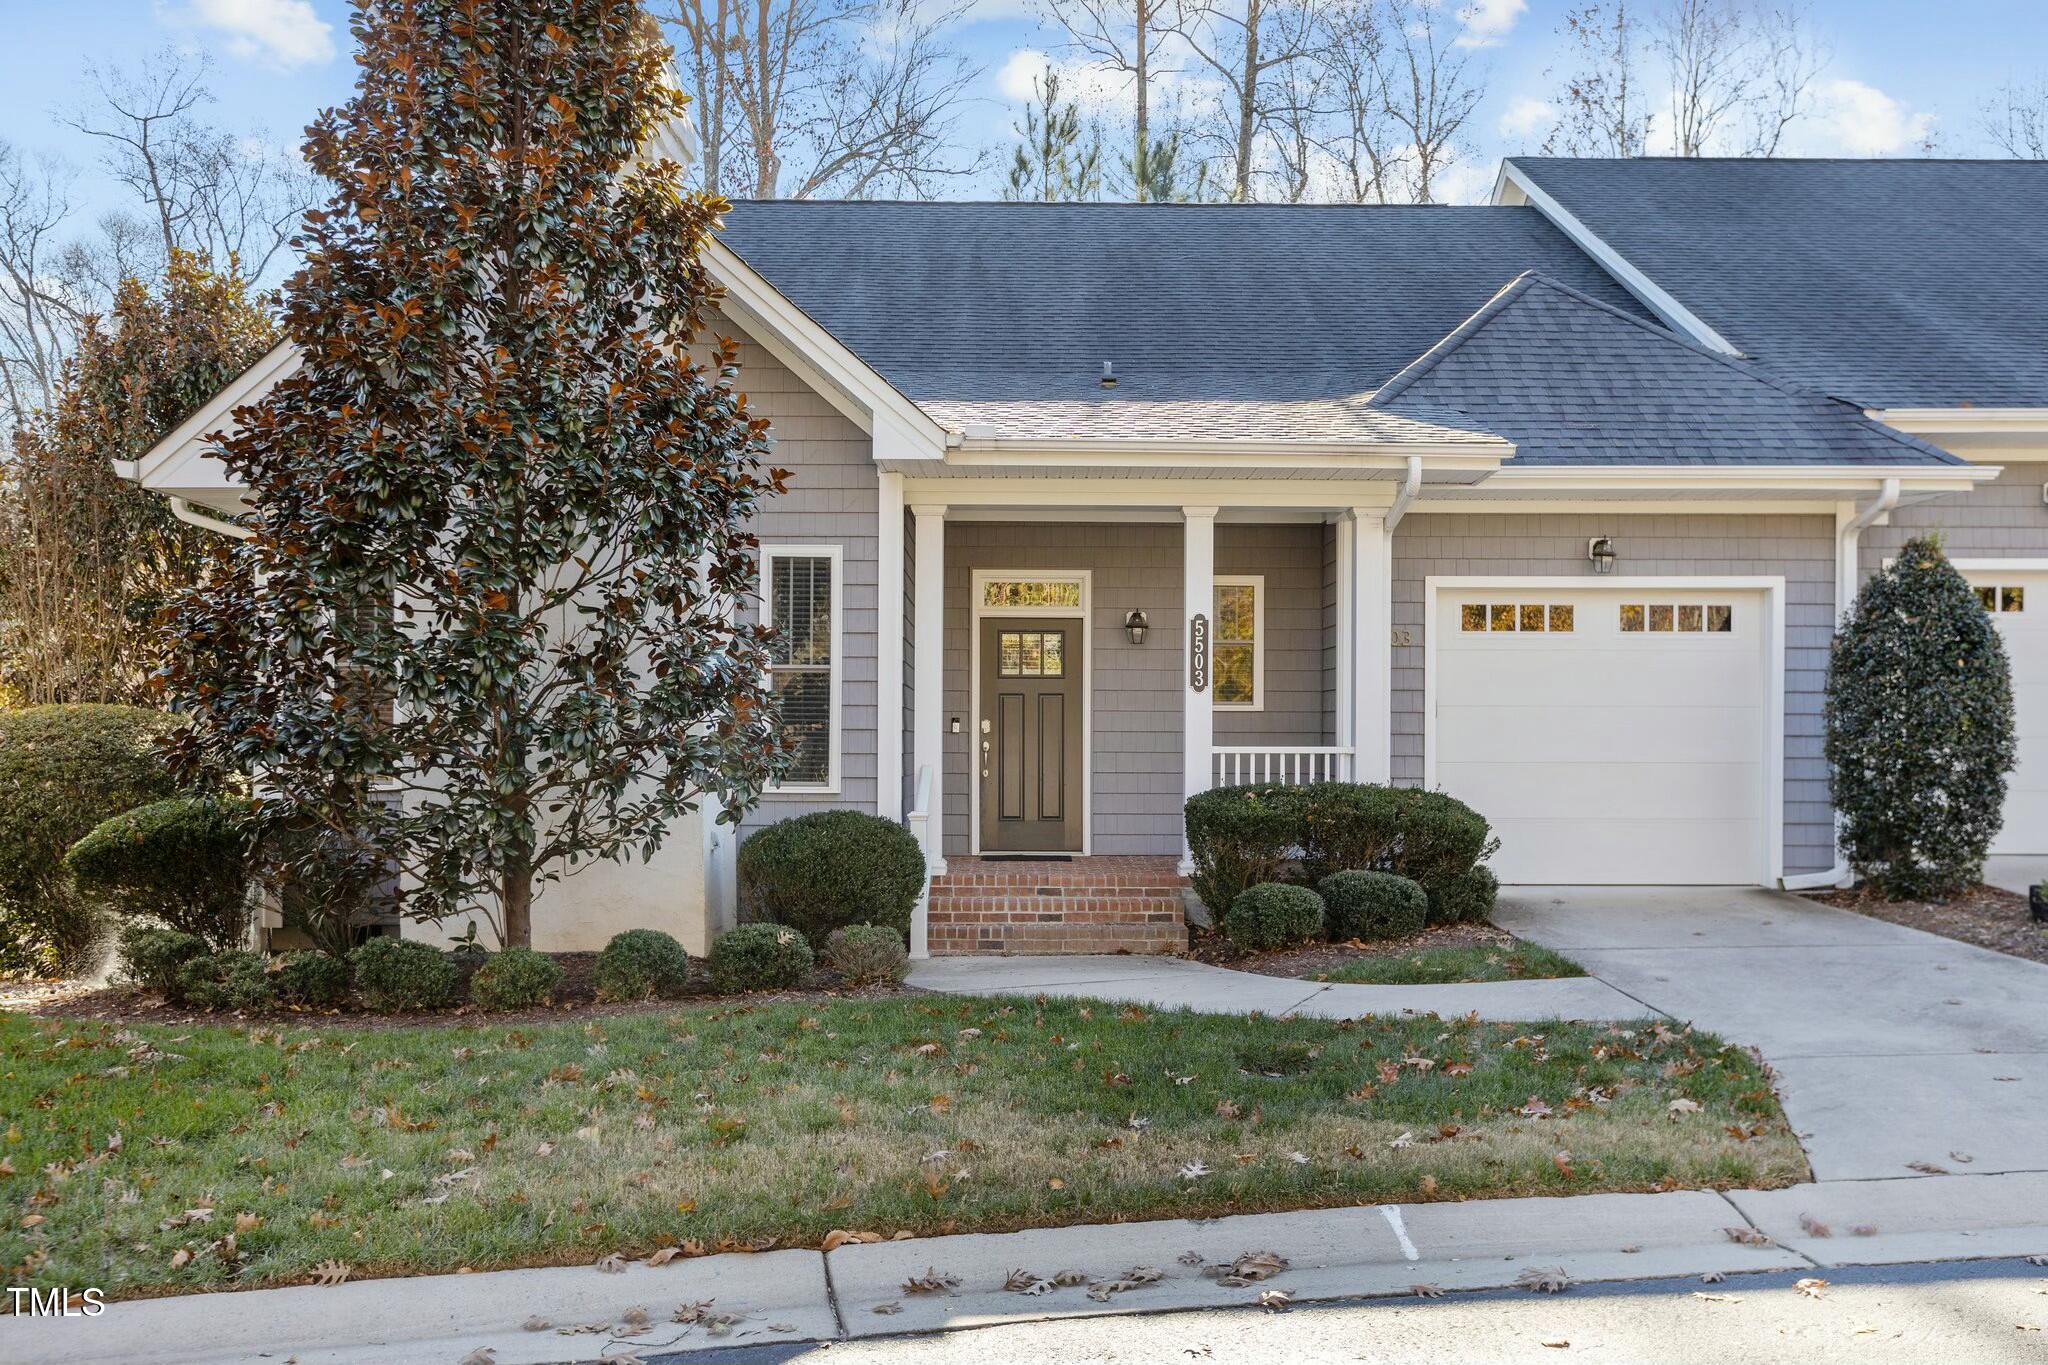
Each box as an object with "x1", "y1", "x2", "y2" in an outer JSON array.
[
  {"x1": 1123, "y1": 609, "x2": 1149, "y2": 645},
  {"x1": 1587, "y1": 537, "x2": 1618, "y2": 574}
]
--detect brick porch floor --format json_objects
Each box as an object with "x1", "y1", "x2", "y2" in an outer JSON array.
[{"x1": 925, "y1": 855, "x2": 1189, "y2": 956}]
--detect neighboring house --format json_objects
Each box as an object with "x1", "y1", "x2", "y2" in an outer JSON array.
[{"x1": 127, "y1": 157, "x2": 2048, "y2": 958}]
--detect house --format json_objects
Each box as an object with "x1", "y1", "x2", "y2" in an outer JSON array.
[{"x1": 126, "y1": 157, "x2": 2048, "y2": 958}]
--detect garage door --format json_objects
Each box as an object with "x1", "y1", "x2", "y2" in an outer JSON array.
[
  {"x1": 1434, "y1": 587, "x2": 1771, "y2": 884},
  {"x1": 1963, "y1": 569, "x2": 2048, "y2": 856}
]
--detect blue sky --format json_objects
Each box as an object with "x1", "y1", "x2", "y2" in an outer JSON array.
[{"x1": 4, "y1": 0, "x2": 2044, "y2": 219}]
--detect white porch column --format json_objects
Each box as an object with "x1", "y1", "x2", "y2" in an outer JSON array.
[
  {"x1": 1332, "y1": 512, "x2": 1357, "y2": 753},
  {"x1": 875, "y1": 471, "x2": 905, "y2": 820},
  {"x1": 911, "y1": 504, "x2": 947, "y2": 877},
  {"x1": 1351, "y1": 508, "x2": 1392, "y2": 784},
  {"x1": 1182, "y1": 506, "x2": 1219, "y2": 869}
]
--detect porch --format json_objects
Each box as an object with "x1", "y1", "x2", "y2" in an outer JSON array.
[{"x1": 891, "y1": 491, "x2": 1411, "y2": 956}]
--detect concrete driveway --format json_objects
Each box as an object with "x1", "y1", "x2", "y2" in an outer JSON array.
[{"x1": 1496, "y1": 887, "x2": 2048, "y2": 1183}]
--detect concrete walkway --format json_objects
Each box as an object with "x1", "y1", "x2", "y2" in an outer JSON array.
[
  {"x1": 1496, "y1": 886, "x2": 2048, "y2": 1183},
  {"x1": 907, "y1": 951, "x2": 1644, "y2": 1022},
  {"x1": 11, "y1": 1173, "x2": 2044, "y2": 1364}
]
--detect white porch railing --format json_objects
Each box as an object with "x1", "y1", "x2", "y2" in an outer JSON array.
[
  {"x1": 1211, "y1": 745, "x2": 1355, "y2": 788},
  {"x1": 906, "y1": 764, "x2": 937, "y2": 959}
]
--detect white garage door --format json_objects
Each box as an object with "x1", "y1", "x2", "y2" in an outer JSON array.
[
  {"x1": 1963, "y1": 569, "x2": 2048, "y2": 856},
  {"x1": 1434, "y1": 587, "x2": 1771, "y2": 884}
]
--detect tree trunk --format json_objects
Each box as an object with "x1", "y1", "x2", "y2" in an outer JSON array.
[
  {"x1": 1134, "y1": 1, "x2": 1149, "y2": 201},
  {"x1": 1235, "y1": 0, "x2": 1260, "y2": 201},
  {"x1": 500, "y1": 847, "x2": 532, "y2": 948}
]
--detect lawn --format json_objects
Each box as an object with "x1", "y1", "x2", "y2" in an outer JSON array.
[
  {"x1": 1313, "y1": 942, "x2": 1589, "y2": 985},
  {"x1": 0, "y1": 998, "x2": 1804, "y2": 1299}
]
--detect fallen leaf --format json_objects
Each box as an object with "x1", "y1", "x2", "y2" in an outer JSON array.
[
  {"x1": 459, "y1": 1351, "x2": 495, "y2": 1365},
  {"x1": 643, "y1": 1246, "x2": 681, "y2": 1267},
  {"x1": 1087, "y1": 1266, "x2": 1166, "y2": 1302},
  {"x1": 1723, "y1": 1226, "x2": 1772, "y2": 1247},
  {"x1": 1257, "y1": 1287, "x2": 1292, "y2": 1312},
  {"x1": 1798, "y1": 1215, "x2": 1832, "y2": 1238},
  {"x1": 593, "y1": 1253, "x2": 628, "y2": 1274},
  {"x1": 169, "y1": 1248, "x2": 192, "y2": 1269},
  {"x1": 1795, "y1": 1278, "x2": 1830, "y2": 1299},
  {"x1": 1694, "y1": 1292, "x2": 1742, "y2": 1303},
  {"x1": 618, "y1": 1306, "x2": 651, "y2": 1331},
  {"x1": 823, "y1": 1229, "x2": 882, "y2": 1252},
  {"x1": 309, "y1": 1259, "x2": 350, "y2": 1287},
  {"x1": 1515, "y1": 1266, "x2": 1571, "y2": 1294},
  {"x1": 1906, "y1": 1162, "x2": 1950, "y2": 1175},
  {"x1": 1541, "y1": 1339, "x2": 1570, "y2": 1350},
  {"x1": 1699, "y1": 1271, "x2": 1727, "y2": 1284},
  {"x1": 1410, "y1": 1283, "x2": 1445, "y2": 1297},
  {"x1": 1667, "y1": 1098, "x2": 1702, "y2": 1116},
  {"x1": 871, "y1": 1302, "x2": 902, "y2": 1315},
  {"x1": 903, "y1": 1267, "x2": 961, "y2": 1295},
  {"x1": 1005, "y1": 1268, "x2": 1057, "y2": 1295},
  {"x1": 1207, "y1": 1250, "x2": 1290, "y2": 1286},
  {"x1": 520, "y1": 1316, "x2": 552, "y2": 1332}
]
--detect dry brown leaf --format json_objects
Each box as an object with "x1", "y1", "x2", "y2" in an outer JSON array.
[
  {"x1": 1795, "y1": 1277, "x2": 1830, "y2": 1299},
  {"x1": 1723, "y1": 1226, "x2": 1772, "y2": 1246},
  {"x1": 1257, "y1": 1287, "x2": 1293, "y2": 1311},
  {"x1": 309, "y1": 1259, "x2": 350, "y2": 1287},
  {"x1": 822, "y1": 1229, "x2": 883, "y2": 1252},
  {"x1": 1798, "y1": 1214, "x2": 1833, "y2": 1238},
  {"x1": 520, "y1": 1316, "x2": 552, "y2": 1332},
  {"x1": 1410, "y1": 1283, "x2": 1445, "y2": 1297},
  {"x1": 1207, "y1": 1250, "x2": 1290, "y2": 1286},
  {"x1": 871, "y1": 1302, "x2": 902, "y2": 1315},
  {"x1": 1851, "y1": 1224, "x2": 1880, "y2": 1237},
  {"x1": 1541, "y1": 1340, "x2": 1570, "y2": 1350},
  {"x1": 593, "y1": 1252, "x2": 628, "y2": 1274},
  {"x1": 459, "y1": 1350, "x2": 496, "y2": 1365},
  {"x1": 643, "y1": 1246, "x2": 681, "y2": 1267},
  {"x1": 1699, "y1": 1270, "x2": 1727, "y2": 1284},
  {"x1": 1906, "y1": 1161, "x2": 1950, "y2": 1175},
  {"x1": 1515, "y1": 1266, "x2": 1571, "y2": 1293},
  {"x1": 169, "y1": 1248, "x2": 192, "y2": 1269},
  {"x1": 903, "y1": 1267, "x2": 961, "y2": 1294},
  {"x1": 1087, "y1": 1266, "x2": 1166, "y2": 1302}
]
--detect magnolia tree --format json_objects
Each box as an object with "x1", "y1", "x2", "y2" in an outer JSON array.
[
  {"x1": 1824, "y1": 535, "x2": 2015, "y2": 900},
  {"x1": 161, "y1": 0, "x2": 786, "y2": 947}
]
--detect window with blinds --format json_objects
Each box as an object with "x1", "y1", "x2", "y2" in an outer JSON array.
[{"x1": 765, "y1": 550, "x2": 838, "y2": 789}]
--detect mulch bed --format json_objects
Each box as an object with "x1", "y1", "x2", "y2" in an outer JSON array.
[
  {"x1": 1184, "y1": 920, "x2": 1518, "y2": 979},
  {"x1": 0, "y1": 949, "x2": 902, "y2": 1029},
  {"x1": 1813, "y1": 882, "x2": 2048, "y2": 966}
]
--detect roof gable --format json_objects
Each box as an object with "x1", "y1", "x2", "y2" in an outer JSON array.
[
  {"x1": 1368, "y1": 272, "x2": 1962, "y2": 467},
  {"x1": 1503, "y1": 157, "x2": 2048, "y2": 409}
]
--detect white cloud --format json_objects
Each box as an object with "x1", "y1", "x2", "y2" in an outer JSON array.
[
  {"x1": 1456, "y1": 0, "x2": 1526, "y2": 49},
  {"x1": 1810, "y1": 78, "x2": 1935, "y2": 155},
  {"x1": 1497, "y1": 96, "x2": 1553, "y2": 140},
  {"x1": 171, "y1": 0, "x2": 335, "y2": 70},
  {"x1": 995, "y1": 49, "x2": 1132, "y2": 113}
]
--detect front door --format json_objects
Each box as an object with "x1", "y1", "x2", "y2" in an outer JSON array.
[{"x1": 979, "y1": 617, "x2": 1084, "y2": 853}]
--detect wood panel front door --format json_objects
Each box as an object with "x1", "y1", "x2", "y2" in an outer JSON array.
[{"x1": 978, "y1": 617, "x2": 1084, "y2": 853}]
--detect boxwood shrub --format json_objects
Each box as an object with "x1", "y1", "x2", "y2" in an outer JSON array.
[
  {"x1": 65, "y1": 796, "x2": 255, "y2": 949},
  {"x1": 0, "y1": 704, "x2": 188, "y2": 973},
  {"x1": 708, "y1": 923, "x2": 815, "y2": 993},
  {"x1": 1185, "y1": 782, "x2": 1498, "y2": 921},
  {"x1": 349, "y1": 937, "x2": 460, "y2": 1012},
  {"x1": 116, "y1": 924, "x2": 208, "y2": 997},
  {"x1": 1221, "y1": 883, "x2": 1325, "y2": 952},
  {"x1": 824, "y1": 923, "x2": 908, "y2": 986},
  {"x1": 1430, "y1": 864, "x2": 1499, "y2": 925},
  {"x1": 593, "y1": 928, "x2": 691, "y2": 1002},
  {"x1": 737, "y1": 811, "x2": 925, "y2": 946},
  {"x1": 1318, "y1": 870, "x2": 1428, "y2": 941},
  {"x1": 271, "y1": 950, "x2": 351, "y2": 1008},
  {"x1": 470, "y1": 947, "x2": 566, "y2": 1010},
  {"x1": 175, "y1": 950, "x2": 274, "y2": 1012}
]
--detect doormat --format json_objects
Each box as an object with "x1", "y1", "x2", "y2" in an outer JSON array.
[{"x1": 980, "y1": 854, "x2": 1074, "y2": 862}]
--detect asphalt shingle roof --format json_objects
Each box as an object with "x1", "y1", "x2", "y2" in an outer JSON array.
[
  {"x1": 1368, "y1": 273, "x2": 1964, "y2": 467},
  {"x1": 1506, "y1": 157, "x2": 2048, "y2": 409},
  {"x1": 716, "y1": 200, "x2": 1654, "y2": 444}
]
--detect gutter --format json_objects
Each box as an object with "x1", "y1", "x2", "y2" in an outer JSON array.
[
  {"x1": 1780, "y1": 476, "x2": 1900, "y2": 893},
  {"x1": 1385, "y1": 456, "x2": 1422, "y2": 530},
  {"x1": 171, "y1": 496, "x2": 253, "y2": 541}
]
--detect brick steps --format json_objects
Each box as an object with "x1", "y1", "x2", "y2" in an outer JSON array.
[{"x1": 926, "y1": 856, "x2": 1188, "y2": 956}]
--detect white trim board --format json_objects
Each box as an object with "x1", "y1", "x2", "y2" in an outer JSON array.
[
  {"x1": 1422, "y1": 574, "x2": 1787, "y2": 888},
  {"x1": 760, "y1": 543, "x2": 845, "y2": 797},
  {"x1": 967, "y1": 570, "x2": 1094, "y2": 859}
]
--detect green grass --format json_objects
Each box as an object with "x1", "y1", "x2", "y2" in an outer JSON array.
[
  {"x1": 0, "y1": 998, "x2": 1802, "y2": 1298},
  {"x1": 1314, "y1": 942, "x2": 1590, "y2": 986}
]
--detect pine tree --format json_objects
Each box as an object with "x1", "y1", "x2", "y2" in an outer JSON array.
[
  {"x1": 159, "y1": 2, "x2": 784, "y2": 947},
  {"x1": 1824, "y1": 534, "x2": 2016, "y2": 899},
  {"x1": 1003, "y1": 70, "x2": 1106, "y2": 202}
]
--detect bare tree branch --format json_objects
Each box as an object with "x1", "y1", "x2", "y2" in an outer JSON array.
[
  {"x1": 1038, "y1": 0, "x2": 1177, "y2": 198},
  {"x1": 1169, "y1": 0, "x2": 1323, "y2": 201},
  {"x1": 1982, "y1": 73, "x2": 2048, "y2": 158},
  {"x1": 1380, "y1": 0, "x2": 1479, "y2": 203},
  {"x1": 0, "y1": 144, "x2": 89, "y2": 430}
]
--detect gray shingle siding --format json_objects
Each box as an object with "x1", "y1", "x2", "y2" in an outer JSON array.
[
  {"x1": 1215, "y1": 524, "x2": 1330, "y2": 746},
  {"x1": 720, "y1": 317, "x2": 880, "y2": 843},
  {"x1": 1390, "y1": 512, "x2": 1840, "y2": 876},
  {"x1": 1861, "y1": 466, "x2": 2048, "y2": 574}
]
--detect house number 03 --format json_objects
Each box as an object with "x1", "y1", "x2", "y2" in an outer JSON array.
[{"x1": 1390, "y1": 626, "x2": 1415, "y2": 647}]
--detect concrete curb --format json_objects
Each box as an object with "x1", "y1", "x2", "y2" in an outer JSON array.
[{"x1": 7, "y1": 1179, "x2": 2043, "y2": 1364}]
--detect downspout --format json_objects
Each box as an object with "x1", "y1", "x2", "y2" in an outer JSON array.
[
  {"x1": 1385, "y1": 455, "x2": 1422, "y2": 531},
  {"x1": 170, "y1": 496, "x2": 253, "y2": 541},
  {"x1": 1780, "y1": 477, "x2": 1899, "y2": 892}
]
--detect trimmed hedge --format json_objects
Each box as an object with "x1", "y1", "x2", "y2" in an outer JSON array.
[
  {"x1": 1431, "y1": 865, "x2": 1499, "y2": 926},
  {"x1": 349, "y1": 937, "x2": 460, "y2": 1012},
  {"x1": 708, "y1": 923, "x2": 814, "y2": 993},
  {"x1": 593, "y1": 928, "x2": 691, "y2": 1002},
  {"x1": 1186, "y1": 782, "x2": 1498, "y2": 922},
  {"x1": 272, "y1": 950, "x2": 351, "y2": 1008},
  {"x1": 65, "y1": 796, "x2": 254, "y2": 949},
  {"x1": 175, "y1": 950, "x2": 274, "y2": 1012},
  {"x1": 737, "y1": 811, "x2": 925, "y2": 946},
  {"x1": 470, "y1": 947, "x2": 566, "y2": 1010},
  {"x1": 116, "y1": 924, "x2": 208, "y2": 997},
  {"x1": 0, "y1": 704, "x2": 187, "y2": 973},
  {"x1": 1221, "y1": 883, "x2": 1325, "y2": 952},
  {"x1": 824, "y1": 924, "x2": 908, "y2": 986},
  {"x1": 1318, "y1": 870, "x2": 1428, "y2": 941}
]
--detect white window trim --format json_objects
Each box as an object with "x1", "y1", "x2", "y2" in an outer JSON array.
[
  {"x1": 761, "y1": 544, "x2": 844, "y2": 796},
  {"x1": 1213, "y1": 574, "x2": 1265, "y2": 712}
]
